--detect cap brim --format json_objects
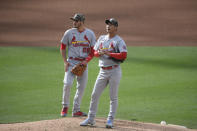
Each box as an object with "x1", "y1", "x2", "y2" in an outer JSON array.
[
  {"x1": 106, "y1": 19, "x2": 112, "y2": 24},
  {"x1": 70, "y1": 17, "x2": 76, "y2": 21}
]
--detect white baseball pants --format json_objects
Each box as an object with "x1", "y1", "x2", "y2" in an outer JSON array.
[
  {"x1": 88, "y1": 66, "x2": 122, "y2": 121},
  {"x1": 62, "y1": 65, "x2": 88, "y2": 113}
]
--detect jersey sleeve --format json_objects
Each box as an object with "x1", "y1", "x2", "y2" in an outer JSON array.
[
  {"x1": 61, "y1": 30, "x2": 70, "y2": 46},
  {"x1": 117, "y1": 39, "x2": 127, "y2": 52}
]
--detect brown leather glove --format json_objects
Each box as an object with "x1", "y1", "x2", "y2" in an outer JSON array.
[{"x1": 71, "y1": 63, "x2": 87, "y2": 76}]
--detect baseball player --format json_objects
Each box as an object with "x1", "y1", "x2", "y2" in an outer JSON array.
[
  {"x1": 80, "y1": 18, "x2": 127, "y2": 128},
  {"x1": 60, "y1": 13, "x2": 96, "y2": 117}
]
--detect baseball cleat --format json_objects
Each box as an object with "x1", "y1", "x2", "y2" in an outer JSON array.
[
  {"x1": 80, "y1": 118, "x2": 95, "y2": 126},
  {"x1": 106, "y1": 119, "x2": 113, "y2": 128},
  {"x1": 72, "y1": 111, "x2": 87, "y2": 117},
  {"x1": 61, "y1": 107, "x2": 68, "y2": 117}
]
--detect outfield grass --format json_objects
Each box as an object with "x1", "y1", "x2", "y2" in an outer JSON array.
[{"x1": 0, "y1": 47, "x2": 197, "y2": 129}]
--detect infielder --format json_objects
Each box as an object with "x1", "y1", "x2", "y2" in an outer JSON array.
[
  {"x1": 80, "y1": 18, "x2": 127, "y2": 128},
  {"x1": 60, "y1": 13, "x2": 96, "y2": 117}
]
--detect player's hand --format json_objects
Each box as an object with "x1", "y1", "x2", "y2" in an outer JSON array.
[
  {"x1": 64, "y1": 61, "x2": 70, "y2": 72},
  {"x1": 98, "y1": 49, "x2": 105, "y2": 56},
  {"x1": 102, "y1": 50, "x2": 110, "y2": 56},
  {"x1": 81, "y1": 60, "x2": 87, "y2": 66}
]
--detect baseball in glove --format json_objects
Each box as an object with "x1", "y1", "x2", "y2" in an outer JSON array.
[{"x1": 71, "y1": 63, "x2": 87, "y2": 76}]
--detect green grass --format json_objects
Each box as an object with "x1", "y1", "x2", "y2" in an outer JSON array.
[{"x1": 0, "y1": 47, "x2": 197, "y2": 129}]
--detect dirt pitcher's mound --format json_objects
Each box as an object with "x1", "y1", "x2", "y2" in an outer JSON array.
[{"x1": 0, "y1": 117, "x2": 194, "y2": 131}]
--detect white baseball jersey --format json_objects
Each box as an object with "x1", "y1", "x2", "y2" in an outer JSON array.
[
  {"x1": 94, "y1": 35, "x2": 127, "y2": 67},
  {"x1": 61, "y1": 28, "x2": 96, "y2": 65}
]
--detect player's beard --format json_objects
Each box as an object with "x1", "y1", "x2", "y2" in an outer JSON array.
[
  {"x1": 73, "y1": 22, "x2": 82, "y2": 29},
  {"x1": 106, "y1": 27, "x2": 111, "y2": 33},
  {"x1": 73, "y1": 24, "x2": 77, "y2": 28}
]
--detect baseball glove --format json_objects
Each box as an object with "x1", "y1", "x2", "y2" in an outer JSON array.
[{"x1": 71, "y1": 63, "x2": 87, "y2": 76}]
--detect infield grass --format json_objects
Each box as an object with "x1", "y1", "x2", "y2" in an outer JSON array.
[{"x1": 0, "y1": 46, "x2": 197, "y2": 129}]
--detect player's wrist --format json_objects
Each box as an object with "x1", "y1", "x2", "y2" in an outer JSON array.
[
  {"x1": 63, "y1": 58, "x2": 67, "y2": 62},
  {"x1": 81, "y1": 60, "x2": 88, "y2": 65},
  {"x1": 106, "y1": 52, "x2": 111, "y2": 56},
  {"x1": 64, "y1": 60, "x2": 68, "y2": 65}
]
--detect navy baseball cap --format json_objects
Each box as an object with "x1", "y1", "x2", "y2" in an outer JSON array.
[
  {"x1": 105, "y1": 18, "x2": 118, "y2": 27},
  {"x1": 70, "y1": 13, "x2": 85, "y2": 21}
]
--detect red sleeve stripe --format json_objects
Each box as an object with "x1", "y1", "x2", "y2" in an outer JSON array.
[{"x1": 60, "y1": 43, "x2": 66, "y2": 50}]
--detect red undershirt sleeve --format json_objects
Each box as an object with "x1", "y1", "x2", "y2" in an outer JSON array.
[
  {"x1": 109, "y1": 52, "x2": 127, "y2": 60},
  {"x1": 94, "y1": 50, "x2": 100, "y2": 57},
  {"x1": 85, "y1": 47, "x2": 95, "y2": 63},
  {"x1": 60, "y1": 43, "x2": 66, "y2": 50}
]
